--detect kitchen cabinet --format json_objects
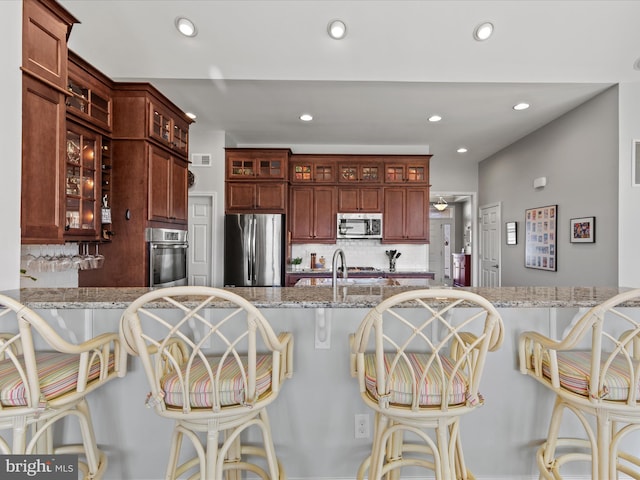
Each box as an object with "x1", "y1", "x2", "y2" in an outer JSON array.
[
  {"x1": 225, "y1": 148, "x2": 290, "y2": 213},
  {"x1": 289, "y1": 155, "x2": 337, "y2": 183},
  {"x1": 337, "y1": 161, "x2": 381, "y2": 183},
  {"x1": 384, "y1": 157, "x2": 430, "y2": 184},
  {"x1": 64, "y1": 121, "x2": 100, "y2": 239},
  {"x1": 289, "y1": 186, "x2": 336, "y2": 243},
  {"x1": 111, "y1": 83, "x2": 192, "y2": 159},
  {"x1": 337, "y1": 187, "x2": 383, "y2": 213},
  {"x1": 452, "y1": 253, "x2": 471, "y2": 287},
  {"x1": 21, "y1": 0, "x2": 78, "y2": 244},
  {"x1": 21, "y1": 75, "x2": 67, "y2": 243},
  {"x1": 149, "y1": 145, "x2": 188, "y2": 223},
  {"x1": 382, "y1": 187, "x2": 429, "y2": 243},
  {"x1": 67, "y1": 51, "x2": 112, "y2": 132},
  {"x1": 150, "y1": 101, "x2": 189, "y2": 156},
  {"x1": 80, "y1": 84, "x2": 192, "y2": 287},
  {"x1": 22, "y1": 0, "x2": 77, "y2": 90},
  {"x1": 226, "y1": 148, "x2": 289, "y2": 180},
  {"x1": 226, "y1": 183, "x2": 287, "y2": 213},
  {"x1": 111, "y1": 83, "x2": 193, "y2": 227}
]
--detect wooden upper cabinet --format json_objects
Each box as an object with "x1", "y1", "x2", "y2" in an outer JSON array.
[
  {"x1": 225, "y1": 148, "x2": 290, "y2": 213},
  {"x1": 384, "y1": 156, "x2": 431, "y2": 184},
  {"x1": 382, "y1": 187, "x2": 429, "y2": 243},
  {"x1": 112, "y1": 83, "x2": 193, "y2": 159},
  {"x1": 148, "y1": 145, "x2": 188, "y2": 223},
  {"x1": 338, "y1": 187, "x2": 383, "y2": 213},
  {"x1": 150, "y1": 101, "x2": 190, "y2": 156},
  {"x1": 289, "y1": 155, "x2": 337, "y2": 183},
  {"x1": 63, "y1": 121, "x2": 101, "y2": 239},
  {"x1": 67, "y1": 51, "x2": 112, "y2": 132},
  {"x1": 226, "y1": 183, "x2": 287, "y2": 213},
  {"x1": 289, "y1": 186, "x2": 336, "y2": 243},
  {"x1": 338, "y1": 162, "x2": 381, "y2": 183},
  {"x1": 22, "y1": 0, "x2": 78, "y2": 89},
  {"x1": 21, "y1": 75, "x2": 66, "y2": 243},
  {"x1": 226, "y1": 148, "x2": 290, "y2": 181}
]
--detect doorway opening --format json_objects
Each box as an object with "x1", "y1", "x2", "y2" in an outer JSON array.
[{"x1": 429, "y1": 193, "x2": 475, "y2": 286}]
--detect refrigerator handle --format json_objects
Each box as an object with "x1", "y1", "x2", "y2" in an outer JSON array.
[{"x1": 250, "y1": 216, "x2": 257, "y2": 283}]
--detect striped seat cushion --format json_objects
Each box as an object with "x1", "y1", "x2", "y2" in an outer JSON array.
[
  {"x1": 160, "y1": 354, "x2": 273, "y2": 408},
  {"x1": 0, "y1": 351, "x2": 114, "y2": 407},
  {"x1": 542, "y1": 350, "x2": 640, "y2": 401},
  {"x1": 363, "y1": 352, "x2": 469, "y2": 406}
]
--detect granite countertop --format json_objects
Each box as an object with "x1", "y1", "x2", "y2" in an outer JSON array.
[{"x1": 1, "y1": 286, "x2": 638, "y2": 310}]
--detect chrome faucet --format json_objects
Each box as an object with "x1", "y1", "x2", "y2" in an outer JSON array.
[{"x1": 332, "y1": 248, "x2": 348, "y2": 288}]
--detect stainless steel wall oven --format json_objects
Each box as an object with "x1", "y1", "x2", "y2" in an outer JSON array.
[{"x1": 146, "y1": 228, "x2": 189, "y2": 287}]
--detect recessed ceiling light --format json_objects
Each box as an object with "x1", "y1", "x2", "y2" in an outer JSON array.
[
  {"x1": 473, "y1": 22, "x2": 494, "y2": 41},
  {"x1": 457, "y1": 147, "x2": 468, "y2": 153},
  {"x1": 175, "y1": 17, "x2": 197, "y2": 37},
  {"x1": 634, "y1": 57, "x2": 640, "y2": 71},
  {"x1": 299, "y1": 113, "x2": 313, "y2": 122},
  {"x1": 513, "y1": 102, "x2": 530, "y2": 111},
  {"x1": 185, "y1": 112, "x2": 197, "y2": 120},
  {"x1": 327, "y1": 20, "x2": 347, "y2": 40},
  {"x1": 428, "y1": 115, "x2": 442, "y2": 122}
]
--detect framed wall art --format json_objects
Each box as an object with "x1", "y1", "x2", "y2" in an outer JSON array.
[
  {"x1": 570, "y1": 216, "x2": 595, "y2": 243},
  {"x1": 506, "y1": 221, "x2": 517, "y2": 245},
  {"x1": 525, "y1": 205, "x2": 557, "y2": 271}
]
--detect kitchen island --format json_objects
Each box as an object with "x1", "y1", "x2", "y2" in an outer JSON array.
[{"x1": 2, "y1": 285, "x2": 638, "y2": 480}]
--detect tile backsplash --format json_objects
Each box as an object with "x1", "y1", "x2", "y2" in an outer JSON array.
[{"x1": 291, "y1": 240, "x2": 429, "y2": 271}]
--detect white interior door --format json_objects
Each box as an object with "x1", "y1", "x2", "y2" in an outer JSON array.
[
  {"x1": 428, "y1": 218, "x2": 453, "y2": 286},
  {"x1": 188, "y1": 194, "x2": 215, "y2": 286},
  {"x1": 479, "y1": 203, "x2": 501, "y2": 287}
]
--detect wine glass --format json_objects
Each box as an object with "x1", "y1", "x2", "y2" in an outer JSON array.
[{"x1": 94, "y1": 243, "x2": 105, "y2": 268}]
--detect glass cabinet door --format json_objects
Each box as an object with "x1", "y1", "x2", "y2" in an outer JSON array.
[{"x1": 66, "y1": 124, "x2": 98, "y2": 236}]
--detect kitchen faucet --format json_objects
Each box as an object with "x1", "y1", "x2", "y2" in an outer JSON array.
[{"x1": 332, "y1": 248, "x2": 348, "y2": 289}]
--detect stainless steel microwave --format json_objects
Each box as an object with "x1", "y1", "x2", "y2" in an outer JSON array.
[{"x1": 337, "y1": 213, "x2": 383, "y2": 239}]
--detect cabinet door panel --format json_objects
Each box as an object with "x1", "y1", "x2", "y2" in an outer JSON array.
[
  {"x1": 171, "y1": 159, "x2": 188, "y2": 222},
  {"x1": 290, "y1": 187, "x2": 313, "y2": 242},
  {"x1": 21, "y1": 77, "x2": 65, "y2": 242},
  {"x1": 148, "y1": 147, "x2": 170, "y2": 221},
  {"x1": 405, "y1": 188, "x2": 428, "y2": 240},
  {"x1": 256, "y1": 183, "x2": 286, "y2": 211},
  {"x1": 337, "y1": 188, "x2": 359, "y2": 212},
  {"x1": 359, "y1": 188, "x2": 383, "y2": 212},
  {"x1": 382, "y1": 188, "x2": 405, "y2": 242},
  {"x1": 313, "y1": 187, "x2": 336, "y2": 241}
]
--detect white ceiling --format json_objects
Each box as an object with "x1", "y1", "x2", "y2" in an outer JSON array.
[{"x1": 60, "y1": 1, "x2": 640, "y2": 164}]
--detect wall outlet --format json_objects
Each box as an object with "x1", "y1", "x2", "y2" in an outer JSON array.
[{"x1": 354, "y1": 414, "x2": 370, "y2": 439}]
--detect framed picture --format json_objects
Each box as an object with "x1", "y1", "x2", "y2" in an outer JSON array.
[
  {"x1": 506, "y1": 221, "x2": 517, "y2": 245},
  {"x1": 570, "y1": 216, "x2": 595, "y2": 243},
  {"x1": 525, "y1": 205, "x2": 557, "y2": 271}
]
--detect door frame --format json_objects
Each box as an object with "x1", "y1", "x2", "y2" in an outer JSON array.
[{"x1": 187, "y1": 192, "x2": 217, "y2": 286}]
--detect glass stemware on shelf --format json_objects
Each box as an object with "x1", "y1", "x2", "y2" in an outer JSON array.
[{"x1": 22, "y1": 243, "x2": 104, "y2": 273}]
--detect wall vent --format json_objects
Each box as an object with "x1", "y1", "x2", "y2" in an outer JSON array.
[{"x1": 191, "y1": 153, "x2": 212, "y2": 166}]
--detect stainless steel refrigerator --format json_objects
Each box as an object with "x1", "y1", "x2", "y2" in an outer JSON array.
[{"x1": 224, "y1": 214, "x2": 285, "y2": 287}]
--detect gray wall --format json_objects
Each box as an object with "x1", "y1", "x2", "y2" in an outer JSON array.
[{"x1": 479, "y1": 86, "x2": 618, "y2": 286}]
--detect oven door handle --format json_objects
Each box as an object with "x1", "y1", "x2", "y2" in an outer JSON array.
[{"x1": 151, "y1": 243, "x2": 189, "y2": 249}]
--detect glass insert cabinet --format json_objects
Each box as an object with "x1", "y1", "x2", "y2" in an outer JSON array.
[{"x1": 65, "y1": 123, "x2": 100, "y2": 237}]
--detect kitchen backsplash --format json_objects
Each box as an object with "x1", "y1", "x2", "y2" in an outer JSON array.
[{"x1": 290, "y1": 240, "x2": 429, "y2": 271}]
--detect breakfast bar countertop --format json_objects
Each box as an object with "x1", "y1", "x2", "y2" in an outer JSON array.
[{"x1": 1, "y1": 286, "x2": 638, "y2": 310}]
